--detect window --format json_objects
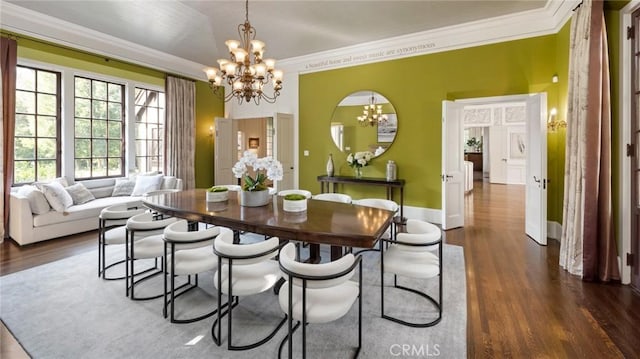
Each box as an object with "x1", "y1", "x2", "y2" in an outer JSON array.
[
  {"x1": 14, "y1": 66, "x2": 61, "y2": 184},
  {"x1": 74, "y1": 76, "x2": 125, "y2": 179},
  {"x1": 134, "y1": 87, "x2": 165, "y2": 173}
]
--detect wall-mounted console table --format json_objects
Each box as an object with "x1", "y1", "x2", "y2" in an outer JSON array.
[{"x1": 317, "y1": 175, "x2": 406, "y2": 221}]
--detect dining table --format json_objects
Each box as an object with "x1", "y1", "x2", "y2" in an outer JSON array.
[{"x1": 142, "y1": 189, "x2": 395, "y2": 261}]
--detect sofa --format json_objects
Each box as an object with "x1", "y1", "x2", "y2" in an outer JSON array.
[{"x1": 9, "y1": 175, "x2": 183, "y2": 246}]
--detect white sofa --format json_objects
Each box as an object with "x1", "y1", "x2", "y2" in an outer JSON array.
[{"x1": 9, "y1": 176, "x2": 183, "y2": 246}]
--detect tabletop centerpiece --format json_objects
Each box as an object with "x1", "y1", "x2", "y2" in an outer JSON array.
[
  {"x1": 232, "y1": 151, "x2": 283, "y2": 207},
  {"x1": 206, "y1": 186, "x2": 229, "y2": 202},
  {"x1": 346, "y1": 151, "x2": 374, "y2": 178},
  {"x1": 282, "y1": 193, "x2": 307, "y2": 212}
]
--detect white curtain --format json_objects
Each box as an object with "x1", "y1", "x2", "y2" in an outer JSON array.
[
  {"x1": 165, "y1": 76, "x2": 196, "y2": 190},
  {"x1": 560, "y1": 0, "x2": 592, "y2": 276}
]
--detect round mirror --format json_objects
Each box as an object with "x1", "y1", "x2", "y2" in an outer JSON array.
[{"x1": 330, "y1": 91, "x2": 397, "y2": 157}]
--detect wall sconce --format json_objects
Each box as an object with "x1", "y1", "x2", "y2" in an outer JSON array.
[
  {"x1": 552, "y1": 74, "x2": 559, "y2": 83},
  {"x1": 547, "y1": 108, "x2": 566, "y2": 131},
  {"x1": 248, "y1": 137, "x2": 260, "y2": 149},
  {"x1": 209, "y1": 125, "x2": 214, "y2": 137}
]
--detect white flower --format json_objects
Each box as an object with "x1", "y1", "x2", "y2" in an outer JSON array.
[
  {"x1": 232, "y1": 151, "x2": 283, "y2": 190},
  {"x1": 347, "y1": 151, "x2": 374, "y2": 168}
]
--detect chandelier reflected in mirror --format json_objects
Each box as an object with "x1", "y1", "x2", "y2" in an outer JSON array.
[
  {"x1": 204, "y1": 0, "x2": 283, "y2": 104},
  {"x1": 357, "y1": 93, "x2": 388, "y2": 127}
]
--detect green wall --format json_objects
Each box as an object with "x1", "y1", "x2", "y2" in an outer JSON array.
[
  {"x1": 7, "y1": 33, "x2": 224, "y2": 187},
  {"x1": 300, "y1": 34, "x2": 564, "y2": 215}
]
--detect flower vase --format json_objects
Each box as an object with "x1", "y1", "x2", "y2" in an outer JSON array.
[
  {"x1": 354, "y1": 167, "x2": 362, "y2": 178},
  {"x1": 238, "y1": 189, "x2": 272, "y2": 207},
  {"x1": 326, "y1": 154, "x2": 334, "y2": 177}
]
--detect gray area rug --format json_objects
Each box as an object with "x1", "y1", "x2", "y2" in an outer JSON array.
[{"x1": 1, "y1": 244, "x2": 466, "y2": 358}]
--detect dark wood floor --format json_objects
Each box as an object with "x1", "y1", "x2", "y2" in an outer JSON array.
[{"x1": 1, "y1": 180, "x2": 639, "y2": 358}]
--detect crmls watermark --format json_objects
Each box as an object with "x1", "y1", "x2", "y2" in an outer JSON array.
[{"x1": 389, "y1": 344, "x2": 441, "y2": 357}]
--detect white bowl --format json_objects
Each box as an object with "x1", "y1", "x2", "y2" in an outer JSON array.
[
  {"x1": 283, "y1": 198, "x2": 307, "y2": 212},
  {"x1": 206, "y1": 190, "x2": 228, "y2": 202}
]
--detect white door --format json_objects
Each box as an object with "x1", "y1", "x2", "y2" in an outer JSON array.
[
  {"x1": 275, "y1": 113, "x2": 294, "y2": 191},
  {"x1": 525, "y1": 93, "x2": 547, "y2": 245},
  {"x1": 442, "y1": 101, "x2": 464, "y2": 229},
  {"x1": 214, "y1": 117, "x2": 236, "y2": 186},
  {"x1": 489, "y1": 126, "x2": 508, "y2": 183}
]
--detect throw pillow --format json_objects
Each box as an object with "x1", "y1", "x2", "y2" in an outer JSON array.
[
  {"x1": 112, "y1": 178, "x2": 136, "y2": 196},
  {"x1": 41, "y1": 181, "x2": 73, "y2": 212},
  {"x1": 65, "y1": 183, "x2": 95, "y2": 205},
  {"x1": 17, "y1": 185, "x2": 51, "y2": 214},
  {"x1": 131, "y1": 174, "x2": 163, "y2": 196}
]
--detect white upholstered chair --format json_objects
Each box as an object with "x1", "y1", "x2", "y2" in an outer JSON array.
[
  {"x1": 98, "y1": 203, "x2": 146, "y2": 280},
  {"x1": 277, "y1": 243, "x2": 363, "y2": 358},
  {"x1": 125, "y1": 212, "x2": 177, "y2": 299},
  {"x1": 380, "y1": 219, "x2": 443, "y2": 327},
  {"x1": 312, "y1": 193, "x2": 352, "y2": 203},
  {"x1": 163, "y1": 220, "x2": 228, "y2": 323},
  {"x1": 212, "y1": 231, "x2": 287, "y2": 350}
]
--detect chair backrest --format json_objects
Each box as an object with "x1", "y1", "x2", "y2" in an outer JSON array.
[
  {"x1": 100, "y1": 203, "x2": 146, "y2": 220},
  {"x1": 312, "y1": 193, "x2": 352, "y2": 203},
  {"x1": 163, "y1": 219, "x2": 224, "y2": 249},
  {"x1": 396, "y1": 219, "x2": 441, "y2": 252},
  {"x1": 126, "y1": 212, "x2": 177, "y2": 231},
  {"x1": 352, "y1": 198, "x2": 399, "y2": 212},
  {"x1": 277, "y1": 189, "x2": 312, "y2": 199},
  {"x1": 214, "y1": 231, "x2": 281, "y2": 264},
  {"x1": 279, "y1": 243, "x2": 356, "y2": 289}
]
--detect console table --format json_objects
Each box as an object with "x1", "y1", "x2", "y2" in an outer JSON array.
[{"x1": 317, "y1": 175, "x2": 405, "y2": 220}]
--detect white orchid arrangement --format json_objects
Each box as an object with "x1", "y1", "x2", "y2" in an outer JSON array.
[
  {"x1": 232, "y1": 151, "x2": 283, "y2": 191},
  {"x1": 346, "y1": 151, "x2": 374, "y2": 168}
]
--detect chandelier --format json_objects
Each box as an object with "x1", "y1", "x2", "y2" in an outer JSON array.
[
  {"x1": 204, "y1": 0, "x2": 283, "y2": 104},
  {"x1": 357, "y1": 93, "x2": 388, "y2": 127}
]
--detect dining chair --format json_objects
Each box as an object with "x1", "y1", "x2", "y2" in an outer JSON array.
[
  {"x1": 380, "y1": 218, "x2": 443, "y2": 327},
  {"x1": 312, "y1": 193, "x2": 352, "y2": 203},
  {"x1": 277, "y1": 242, "x2": 363, "y2": 358},
  {"x1": 212, "y1": 231, "x2": 287, "y2": 350},
  {"x1": 163, "y1": 220, "x2": 228, "y2": 323},
  {"x1": 125, "y1": 212, "x2": 177, "y2": 299},
  {"x1": 277, "y1": 189, "x2": 312, "y2": 199},
  {"x1": 98, "y1": 203, "x2": 147, "y2": 280}
]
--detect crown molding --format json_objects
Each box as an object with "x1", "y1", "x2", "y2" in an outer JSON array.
[
  {"x1": 1, "y1": 0, "x2": 579, "y2": 79},
  {"x1": 279, "y1": 0, "x2": 579, "y2": 73}
]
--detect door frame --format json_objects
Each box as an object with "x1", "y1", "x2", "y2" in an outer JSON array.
[
  {"x1": 446, "y1": 93, "x2": 547, "y2": 230},
  {"x1": 620, "y1": 0, "x2": 638, "y2": 285}
]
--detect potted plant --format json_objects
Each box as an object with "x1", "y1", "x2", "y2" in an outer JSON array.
[
  {"x1": 232, "y1": 151, "x2": 283, "y2": 207},
  {"x1": 206, "y1": 186, "x2": 229, "y2": 202},
  {"x1": 282, "y1": 193, "x2": 307, "y2": 212}
]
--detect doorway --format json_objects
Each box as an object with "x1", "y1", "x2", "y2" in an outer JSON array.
[{"x1": 443, "y1": 93, "x2": 548, "y2": 244}]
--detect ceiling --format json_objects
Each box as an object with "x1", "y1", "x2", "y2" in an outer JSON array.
[{"x1": 3, "y1": 0, "x2": 550, "y2": 69}]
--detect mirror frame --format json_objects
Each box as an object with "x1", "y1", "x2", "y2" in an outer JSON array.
[{"x1": 330, "y1": 90, "x2": 397, "y2": 158}]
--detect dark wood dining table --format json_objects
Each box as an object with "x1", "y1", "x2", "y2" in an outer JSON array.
[{"x1": 142, "y1": 189, "x2": 395, "y2": 261}]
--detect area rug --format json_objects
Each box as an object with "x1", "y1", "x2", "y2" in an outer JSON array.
[{"x1": 0, "y1": 244, "x2": 466, "y2": 358}]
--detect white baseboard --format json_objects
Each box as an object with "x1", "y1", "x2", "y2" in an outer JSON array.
[
  {"x1": 547, "y1": 221, "x2": 562, "y2": 241},
  {"x1": 403, "y1": 206, "x2": 442, "y2": 225}
]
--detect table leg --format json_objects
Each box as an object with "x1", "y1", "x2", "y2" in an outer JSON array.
[
  {"x1": 330, "y1": 246, "x2": 344, "y2": 261},
  {"x1": 308, "y1": 244, "x2": 322, "y2": 264}
]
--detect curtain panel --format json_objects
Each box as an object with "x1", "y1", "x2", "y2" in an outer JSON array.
[
  {"x1": 560, "y1": 0, "x2": 619, "y2": 282},
  {"x1": 1, "y1": 37, "x2": 17, "y2": 239},
  {"x1": 165, "y1": 76, "x2": 196, "y2": 190}
]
